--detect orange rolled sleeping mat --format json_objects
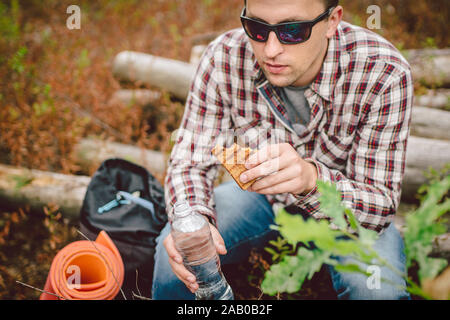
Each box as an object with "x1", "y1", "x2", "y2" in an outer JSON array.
[{"x1": 40, "y1": 230, "x2": 124, "y2": 300}]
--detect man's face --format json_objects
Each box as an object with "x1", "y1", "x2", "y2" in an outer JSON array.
[{"x1": 246, "y1": 0, "x2": 336, "y2": 87}]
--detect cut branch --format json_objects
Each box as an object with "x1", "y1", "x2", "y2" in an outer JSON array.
[{"x1": 112, "y1": 51, "x2": 196, "y2": 101}]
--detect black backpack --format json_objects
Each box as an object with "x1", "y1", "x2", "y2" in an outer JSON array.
[{"x1": 79, "y1": 158, "x2": 168, "y2": 299}]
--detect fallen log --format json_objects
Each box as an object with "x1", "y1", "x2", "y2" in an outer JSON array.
[
  {"x1": 109, "y1": 89, "x2": 161, "y2": 107},
  {"x1": 411, "y1": 106, "x2": 450, "y2": 140},
  {"x1": 401, "y1": 136, "x2": 450, "y2": 202},
  {"x1": 415, "y1": 89, "x2": 450, "y2": 110},
  {"x1": 73, "y1": 138, "x2": 168, "y2": 176},
  {"x1": 190, "y1": 45, "x2": 208, "y2": 65},
  {"x1": 0, "y1": 164, "x2": 89, "y2": 220},
  {"x1": 112, "y1": 48, "x2": 450, "y2": 102},
  {"x1": 112, "y1": 51, "x2": 196, "y2": 101},
  {"x1": 405, "y1": 48, "x2": 450, "y2": 88}
]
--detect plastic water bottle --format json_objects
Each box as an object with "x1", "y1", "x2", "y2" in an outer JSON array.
[{"x1": 171, "y1": 201, "x2": 234, "y2": 300}]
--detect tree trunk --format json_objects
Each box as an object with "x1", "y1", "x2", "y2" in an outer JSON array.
[
  {"x1": 411, "y1": 106, "x2": 450, "y2": 140},
  {"x1": 73, "y1": 138, "x2": 168, "y2": 177},
  {"x1": 415, "y1": 89, "x2": 450, "y2": 110},
  {"x1": 112, "y1": 49, "x2": 450, "y2": 101},
  {"x1": 112, "y1": 51, "x2": 196, "y2": 101},
  {"x1": 109, "y1": 89, "x2": 161, "y2": 107},
  {"x1": 401, "y1": 136, "x2": 450, "y2": 202},
  {"x1": 0, "y1": 164, "x2": 89, "y2": 220},
  {"x1": 406, "y1": 48, "x2": 450, "y2": 88}
]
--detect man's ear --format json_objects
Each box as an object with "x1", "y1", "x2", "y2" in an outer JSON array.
[{"x1": 326, "y1": 6, "x2": 343, "y2": 39}]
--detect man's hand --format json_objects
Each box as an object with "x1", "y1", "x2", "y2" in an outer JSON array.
[
  {"x1": 240, "y1": 143, "x2": 318, "y2": 195},
  {"x1": 163, "y1": 222, "x2": 227, "y2": 293}
]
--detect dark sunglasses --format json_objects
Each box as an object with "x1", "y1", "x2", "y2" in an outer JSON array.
[{"x1": 240, "y1": 6, "x2": 334, "y2": 44}]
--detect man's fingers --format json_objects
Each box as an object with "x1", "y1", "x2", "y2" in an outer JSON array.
[
  {"x1": 163, "y1": 234, "x2": 182, "y2": 264},
  {"x1": 164, "y1": 234, "x2": 198, "y2": 292},
  {"x1": 168, "y1": 258, "x2": 199, "y2": 293},
  {"x1": 241, "y1": 156, "x2": 284, "y2": 183},
  {"x1": 210, "y1": 224, "x2": 227, "y2": 255},
  {"x1": 250, "y1": 166, "x2": 293, "y2": 192},
  {"x1": 167, "y1": 256, "x2": 196, "y2": 286},
  {"x1": 245, "y1": 144, "x2": 282, "y2": 169},
  {"x1": 252, "y1": 177, "x2": 300, "y2": 195}
]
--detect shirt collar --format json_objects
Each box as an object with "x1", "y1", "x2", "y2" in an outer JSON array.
[
  {"x1": 309, "y1": 22, "x2": 343, "y2": 101},
  {"x1": 251, "y1": 22, "x2": 344, "y2": 102}
]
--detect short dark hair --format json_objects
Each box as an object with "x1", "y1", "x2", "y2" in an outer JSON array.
[
  {"x1": 244, "y1": 0, "x2": 339, "y2": 10},
  {"x1": 324, "y1": 0, "x2": 339, "y2": 9}
]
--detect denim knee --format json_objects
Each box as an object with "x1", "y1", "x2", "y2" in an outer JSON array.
[
  {"x1": 328, "y1": 223, "x2": 410, "y2": 300},
  {"x1": 328, "y1": 263, "x2": 410, "y2": 300}
]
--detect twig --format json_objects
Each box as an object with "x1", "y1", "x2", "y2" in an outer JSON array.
[
  {"x1": 132, "y1": 292, "x2": 152, "y2": 300},
  {"x1": 257, "y1": 287, "x2": 264, "y2": 300},
  {"x1": 60, "y1": 94, "x2": 130, "y2": 142},
  {"x1": 16, "y1": 280, "x2": 66, "y2": 300},
  {"x1": 135, "y1": 269, "x2": 142, "y2": 297},
  {"x1": 76, "y1": 229, "x2": 127, "y2": 300}
]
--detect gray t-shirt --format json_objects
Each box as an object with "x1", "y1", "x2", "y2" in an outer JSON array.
[{"x1": 279, "y1": 85, "x2": 311, "y2": 135}]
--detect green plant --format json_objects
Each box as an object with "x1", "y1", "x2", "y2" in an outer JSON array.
[
  {"x1": 8, "y1": 46, "x2": 27, "y2": 75},
  {"x1": 403, "y1": 174, "x2": 450, "y2": 289},
  {"x1": 10, "y1": 174, "x2": 33, "y2": 190},
  {"x1": 0, "y1": 0, "x2": 20, "y2": 42},
  {"x1": 261, "y1": 176, "x2": 449, "y2": 299},
  {"x1": 264, "y1": 236, "x2": 295, "y2": 264},
  {"x1": 77, "y1": 49, "x2": 91, "y2": 70}
]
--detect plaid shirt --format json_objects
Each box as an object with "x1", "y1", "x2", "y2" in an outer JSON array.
[{"x1": 165, "y1": 21, "x2": 414, "y2": 233}]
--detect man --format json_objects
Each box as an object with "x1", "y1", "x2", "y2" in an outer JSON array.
[{"x1": 153, "y1": 0, "x2": 413, "y2": 300}]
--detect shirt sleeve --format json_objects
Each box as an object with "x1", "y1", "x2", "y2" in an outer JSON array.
[
  {"x1": 296, "y1": 69, "x2": 414, "y2": 233},
  {"x1": 164, "y1": 43, "x2": 233, "y2": 227}
]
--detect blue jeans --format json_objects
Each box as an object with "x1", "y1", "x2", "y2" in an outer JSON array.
[{"x1": 152, "y1": 181, "x2": 410, "y2": 300}]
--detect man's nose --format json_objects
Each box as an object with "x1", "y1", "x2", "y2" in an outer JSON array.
[{"x1": 264, "y1": 31, "x2": 283, "y2": 58}]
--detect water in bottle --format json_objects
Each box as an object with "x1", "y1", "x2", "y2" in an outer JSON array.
[{"x1": 171, "y1": 201, "x2": 234, "y2": 300}]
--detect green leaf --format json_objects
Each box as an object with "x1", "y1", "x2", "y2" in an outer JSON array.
[
  {"x1": 317, "y1": 181, "x2": 348, "y2": 229},
  {"x1": 261, "y1": 255, "x2": 305, "y2": 295},
  {"x1": 418, "y1": 258, "x2": 448, "y2": 282},
  {"x1": 333, "y1": 240, "x2": 376, "y2": 263},
  {"x1": 264, "y1": 247, "x2": 277, "y2": 256},
  {"x1": 343, "y1": 207, "x2": 378, "y2": 245},
  {"x1": 275, "y1": 208, "x2": 337, "y2": 247},
  {"x1": 344, "y1": 208, "x2": 358, "y2": 231},
  {"x1": 11, "y1": 174, "x2": 33, "y2": 190},
  {"x1": 298, "y1": 248, "x2": 333, "y2": 280},
  {"x1": 403, "y1": 174, "x2": 450, "y2": 285},
  {"x1": 357, "y1": 227, "x2": 378, "y2": 247},
  {"x1": 418, "y1": 175, "x2": 450, "y2": 216},
  {"x1": 261, "y1": 248, "x2": 332, "y2": 296},
  {"x1": 333, "y1": 263, "x2": 370, "y2": 276}
]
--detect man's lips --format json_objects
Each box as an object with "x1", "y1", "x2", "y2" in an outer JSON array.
[{"x1": 264, "y1": 62, "x2": 288, "y2": 74}]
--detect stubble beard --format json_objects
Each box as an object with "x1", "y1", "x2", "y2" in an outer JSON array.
[{"x1": 263, "y1": 66, "x2": 304, "y2": 88}]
